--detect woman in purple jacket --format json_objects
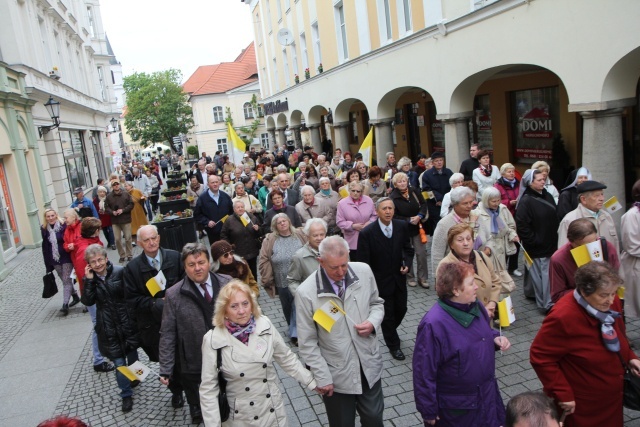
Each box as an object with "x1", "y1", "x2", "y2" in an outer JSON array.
[{"x1": 413, "y1": 261, "x2": 511, "y2": 426}]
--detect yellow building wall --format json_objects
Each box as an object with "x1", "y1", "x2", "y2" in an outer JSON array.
[{"x1": 411, "y1": 0, "x2": 426, "y2": 30}]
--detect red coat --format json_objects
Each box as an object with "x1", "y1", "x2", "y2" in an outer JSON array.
[
  {"x1": 93, "y1": 197, "x2": 112, "y2": 227},
  {"x1": 63, "y1": 221, "x2": 81, "y2": 254},
  {"x1": 72, "y1": 236, "x2": 103, "y2": 295},
  {"x1": 530, "y1": 293, "x2": 636, "y2": 427}
]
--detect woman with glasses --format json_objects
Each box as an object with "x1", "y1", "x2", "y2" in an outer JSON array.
[
  {"x1": 336, "y1": 180, "x2": 377, "y2": 260},
  {"x1": 355, "y1": 161, "x2": 369, "y2": 180},
  {"x1": 210, "y1": 240, "x2": 259, "y2": 297}
]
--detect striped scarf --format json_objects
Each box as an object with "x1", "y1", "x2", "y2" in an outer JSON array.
[{"x1": 573, "y1": 289, "x2": 620, "y2": 352}]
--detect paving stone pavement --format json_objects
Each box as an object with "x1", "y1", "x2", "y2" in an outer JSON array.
[{"x1": 2, "y1": 242, "x2": 640, "y2": 426}]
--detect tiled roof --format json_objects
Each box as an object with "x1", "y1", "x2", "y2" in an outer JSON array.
[{"x1": 183, "y1": 42, "x2": 257, "y2": 96}]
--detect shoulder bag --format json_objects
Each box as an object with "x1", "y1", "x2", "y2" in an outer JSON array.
[
  {"x1": 42, "y1": 272, "x2": 58, "y2": 298},
  {"x1": 617, "y1": 352, "x2": 640, "y2": 410},
  {"x1": 217, "y1": 345, "x2": 230, "y2": 422},
  {"x1": 477, "y1": 251, "x2": 515, "y2": 294}
]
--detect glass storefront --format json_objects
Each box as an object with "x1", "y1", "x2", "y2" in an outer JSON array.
[
  {"x1": 473, "y1": 94, "x2": 493, "y2": 151},
  {"x1": 60, "y1": 130, "x2": 92, "y2": 190},
  {"x1": 511, "y1": 86, "x2": 560, "y2": 162},
  {"x1": 427, "y1": 101, "x2": 445, "y2": 152}
]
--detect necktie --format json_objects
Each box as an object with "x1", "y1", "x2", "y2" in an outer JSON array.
[
  {"x1": 151, "y1": 258, "x2": 160, "y2": 271},
  {"x1": 385, "y1": 226, "x2": 392, "y2": 238},
  {"x1": 337, "y1": 280, "x2": 345, "y2": 299},
  {"x1": 200, "y1": 283, "x2": 212, "y2": 303}
]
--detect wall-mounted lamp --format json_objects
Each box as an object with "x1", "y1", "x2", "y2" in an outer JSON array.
[
  {"x1": 38, "y1": 96, "x2": 61, "y2": 137},
  {"x1": 421, "y1": 91, "x2": 427, "y2": 99},
  {"x1": 110, "y1": 117, "x2": 118, "y2": 133}
]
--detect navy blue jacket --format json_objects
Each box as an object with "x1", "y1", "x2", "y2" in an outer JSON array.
[{"x1": 194, "y1": 190, "x2": 234, "y2": 235}]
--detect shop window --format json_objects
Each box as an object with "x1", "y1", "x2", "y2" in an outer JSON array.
[
  {"x1": 61, "y1": 130, "x2": 91, "y2": 190},
  {"x1": 427, "y1": 101, "x2": 444, "y2": 153},
  {"x1": 472, "y1": 94, "x2": 493, "y2": 151},
  {"x1": 510, "y1": 86, "x2": 559, "y2": 162}
]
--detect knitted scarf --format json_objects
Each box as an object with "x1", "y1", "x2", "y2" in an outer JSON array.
[
  {"x1": 400, "y1": 187, "x2": 410, "y2": 200},
  {"x1": 573, "y1": 289, "x2": 621, "y2": 352},
  {"x1": 486, "y1": 207, "x2": 505, "y2": 235},
  {"x1": 218, "y1": 259, "x2": 248, "y2": 280},
  {"x1": 321, "y1": 189, "x2": 331, "y2": 196},
  {"x1": 225, "y1": 315, "x2": 256, "y2": 345},
  {"x1": 479, "y1": 165, "x2": 492, "y2": 178},
  {"x1": 48, "y1": 221, "x2": 63, "y2": 262},
  {"x1": 502, "y1": 177, "x2": 517, "y2": 188},
  {"x1": 98, "y1": 193, "x2": 107, "y2": 212}
]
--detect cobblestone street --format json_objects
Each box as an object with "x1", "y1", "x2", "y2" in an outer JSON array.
[{"x1": 2, "y1": 244, "x2": 640, "y2": 426}]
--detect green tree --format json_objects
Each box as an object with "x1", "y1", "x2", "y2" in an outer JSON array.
[
  {"x1": 123, "y1": 69, "x2": 193, "y2": 152},
  {"x1": 225, "y1": 94, "x2": 262, "y2": 147}
]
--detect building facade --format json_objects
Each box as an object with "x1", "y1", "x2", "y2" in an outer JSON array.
[
  {"x1": 184, "y1": 43, "x2": 268, "y2": 161},
  {"x1": 0, "y1": 0, "x2": 119, "y2": 275},
  {"x1": 243, "y1": 0, "x2": 640, "y2": 207}
]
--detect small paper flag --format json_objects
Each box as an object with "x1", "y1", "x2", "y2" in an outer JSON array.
[
  {"x1": 219, "y1": 215, "x2": 229, "y2": 223},
  {"x1": 522, "y1": 248, "x2": 533, "y2": 269},
  {"x1": 618, "y1": 286, "x2": 626, "y2": 299},
  {"x1": 117, "y1": 361, "x2": 151, "y2": 382},
  {"x1": 570, "y1": 240, "x2": 603, "y2": 267},
  {"x1": 240, "y1": 213, "x2": 251, "y2": 227},
  {"x1": 146, "y1": 270, "x2": 167, "y2": 296},
  {"x1": 422, "y1": 191, "x2": 435, "y2": 200},
  {"x1": 604, "y1": 196, "x2": 622, "y2": 214},
  {"x1": 335, "y1": 169, "x2": 343, "y2": 179},
  {"x1": 498, "y1": 296, "x2": 516, "y2": 327},
  {"x1": 313, "y1": 300, "x2": 345, "y2": 332},
  {"x1": 339, "y1": 187, "x2": 349, "y2": 199},
  {"x1": 384, "y1": 171, "x2": 390, "y2": 182}
]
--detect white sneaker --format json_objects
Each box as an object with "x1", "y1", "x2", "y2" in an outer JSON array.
[{"x1": 511, "y1": 270, "x2": 523, "y2": 277}]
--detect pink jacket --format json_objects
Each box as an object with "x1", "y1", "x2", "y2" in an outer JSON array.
[{"x1": 336, "y1": 195, "x2": 377, "y2": 250}]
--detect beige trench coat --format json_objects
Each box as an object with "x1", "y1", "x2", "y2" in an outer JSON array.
[{"x1": 621, "y1": 207, "x2": 640, "y2": 317}]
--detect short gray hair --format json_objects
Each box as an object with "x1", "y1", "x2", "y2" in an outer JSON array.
[
  {"x1": 500, "y1": 163, "x2": 515, "y2": 175},
  {"x1": 319, "y1": 235, "x2": 349, "y2": 259},
  {"x1": 375, "y1": 196, "x2": 393, "y2": 210},
  {"x1": 386, "y1": 152, "x2": 395, "y2": 159},
  {"x1": 481, "y1": 187, "x2": 501, "y2": 207},
  {"x1": 234, "y1": 182, "x2": 244, "y2": 190},
  {"x1": 137, "y1": 225, "x2": 159, "y2": 241},
  {"x1": 450, "y1": 186, "x2": 475, "y2": 206},
  {"x1": 449, "y1": 173, "x2": 464, "y2": 186},
  {"x1": 397, "y1": 156, "x2": 411, "y2": 169},
  {"x1": 233, "y1": 200, "x2": 245, "y2": 209},
  {"x1": 319, "y1": 177, "x2": 331, "y2": 184},
  {"x1": 303, "y1": 218, "x2": 328, "y2": 235},
  {"x1": 84, "y1": 244, "x2": 107, "y2": 262},
  {"x1": 181, "y1": 242, "x2": 210, "y2": 264},
  {"x1": 300, "y1": 185, "x2": 315, "y2": 196},
  {"x1": 391, "y1": 171, "x2": 408, "y2": 186},
  {"x1": 270, "y1": 213, "x2": 296, "y2": 235},
  {"x1": 348, "y1": 180, "x2": 364, "y2": 192},
  {"x1": 298, "y1": 162, "x2": 307, "y2": 168}
]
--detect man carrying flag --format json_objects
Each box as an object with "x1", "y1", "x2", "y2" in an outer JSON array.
[{"x1": 295, "y1": 236, "x2": 385, "y2": 427}]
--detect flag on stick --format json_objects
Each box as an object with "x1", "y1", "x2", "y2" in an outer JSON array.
[
  {"x1": 570, "y1": 239, "x2": 603, "y2": 267},
  {"x1": 226, "y1": 122, "x2": 246, "y2": 166},
  {"x1": 497, "y1": 296, "x2": 516, "y2": 327},
  {"x1": 117, "y1": 361, "x2": 154, "y2": 383},
  {"x1": 339, "y1": 187, "x2": 349, "y2": 199},
  {"x1": 146, "y1": 270, "x2": 167, "y2": 296},
  {"x1": 518, "y1": 242, "x2": 533, "y2": 269},
  {"x1": 357, "y1": 126, "x2": 374, "y2": 167},
  {"x1": 604, "y1": 196, "x2": 623, "y2": 214},
  {"x1": 313, "y1": 300, "x2": 345, "y2": 332}
]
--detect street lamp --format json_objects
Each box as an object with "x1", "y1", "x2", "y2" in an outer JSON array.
[
  {"x1": 38, "y1": 96, "x2": 61, "y2": 137},
  {"x1": 110, "y1": 117, "x2": 118, "y2": 132}
]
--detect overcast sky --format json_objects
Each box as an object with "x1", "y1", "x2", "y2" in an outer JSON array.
[{"x1": 100, "y1": 0, "x2": 255, "y2": 82}]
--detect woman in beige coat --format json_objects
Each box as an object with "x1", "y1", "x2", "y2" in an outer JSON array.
[
  {"x1": 200, "y1": 280, "x2": 317, "y2": 426},
  {"x1": 621, "y1": 180, "x2": 640, "y2": 317},
  {"x1": 437, "y1": 223, "x2": 502, "y2": 318}
]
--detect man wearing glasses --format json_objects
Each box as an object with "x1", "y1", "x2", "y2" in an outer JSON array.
[{"x1": 124, "y1": 225, "x2": 185, "y2": 409}]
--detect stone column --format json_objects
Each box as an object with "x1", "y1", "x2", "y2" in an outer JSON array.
[
  {"x1": 371, "y1": 119, "x2": 394, "y2": 167},
  {"x1": 333, "y1": 121, "x2": 350, "y2": 154},
  {"x1": 308, "y1": 125, "x2": 322, "y2": 154},
  {"x1": 275, "y1": 127, "x2": 287, "y2": 148},
  {"x1": 267, "y1": 128, "x2": 277, "y2": 152},
  {"x1": 291, "y1": 125, "x2": 303, "y2": 149},
  {"x1": 438, "y1": 113, "x2": 473, "y2": 173},
  {"x1": 24, "y1": 104, "x2": 51, "y2": 208},
  {"x1": 580, "y1": 108, "x2": 626, "y2": 208}
]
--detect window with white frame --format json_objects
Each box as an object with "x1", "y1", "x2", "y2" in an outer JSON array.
[
  {"x1": 273, "y1": 57, "x2": 279, "y2": 91},
  {"x1": 213, "y1": 106, "x2": 224, "y2": 123},
  {"x1": 282, "y1": 49, "x2": 291, "y2": 86},
  {"x1": 377, "y1": 0, "x2": 392, "y2": 43},
  {"x1": 260, "y1": 133, "x2": 270, "y2": 149},
  {"x1": 87, "y1": 7, "x2": 96, "y2": 38},
  {"x1": 243, "y1": 102, "x2": 254, "y2": 120},
  {"x1": 300, "y1": 33, "x2": 309, "y2": 70},
  {"x1": 291, "y1": 42, "x2": 299, "y2": 76},
  {"x1": 335, "y1": 2, "x2": 348, "y2": 62},
  {"x1": 398, "y1": 0, "x2": 412, "y2": 34},
  {"x1": 265, "y1": 0, "x2": 272, "y2": 32},
  {"x1": 97, "y1": 66, "x2": 106, "y2": 101},
  {"x1": 276, "y1": 0, "x2": 282, "y2": 21},
  {"x1": 311, "y1": 22, "x2": 322, "y2": 67},
  {"x1": 217, "y1": 138, "x2": 228, "y2": 154}
]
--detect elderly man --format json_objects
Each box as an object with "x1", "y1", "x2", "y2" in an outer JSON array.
[
  {"x1": 159, "y1": 243, "x2": 226, "y2": 424},
  {"x1": 295, "y1": 185, "x2": 332, "y2": 226},
  {"x1": 132, "y1": 167, "x2": 152, "y2": 220},
  {"x1": 506, "y1": 392, "x2": 560, "y2": 427},
  {"x1": 70, "y1": 187, "x2": 99, "y2": 219},
  {"x1": 266, "y1": 172, "x2": 299, "y2": 208},
  {"x1": 296, "y1": 236, "x2": 385, "y2": 427},
  {"x1": 189, "y1": 159, "x2": 208, "y2": 184},
  {"x1": 123, "y1": 225, "x2": 185, "y2": 407},
  {"x1": 194, "y1": 175, "x2": 234, "y2": 244},
  {"x1": 288, "y1": 218, "x2": 327, "y2": 295},
  {"x1": 357, "y1": 197, "x2": 412, "y2": 360},
  {"x1": 104, "y1": 179, "x2": 134, "y2": 263},
  {"x1": 421, "y1": 151, "x2": 453, "y2": 234},
  {"x1": 557, "y1": 180, "x2": 620, "y2": 251},
  {"x1": 381, "y1": 151, "x2": 397, "y2": 177},
  {"x1": 550, "y1": 218, "x2": 620, "y2": 304}
]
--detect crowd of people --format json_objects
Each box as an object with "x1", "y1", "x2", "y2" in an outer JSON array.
[{"x1": 39, "y1": 142, "x2": 640, "y2": 426}]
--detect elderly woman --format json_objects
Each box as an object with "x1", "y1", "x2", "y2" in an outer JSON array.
[
  {"x1": 531, "y1": 160, "x2": 559, "y2": 204},
  {"x1": 440, "y1": 173, "x2": 465, "y2": 218},
  {"x1": 494, "y1": 163, "x2": 521, "y2": 276},
  {"x1": 210, "y1": 240, "x2": 259, "y2": 297},
  {"x1": 389, "y1": 172, "x2": 429, "y2": 288},
  {"x1": 472, "y1": 150, "x2": 501, "y2": 198},
  {"x1": 316, "y1": 177, "x2": 340, "y2": 234},
  {"x1": 200, "y1": 280, "x2": 317, "y2": 426},
  {"x1": 515, "y1": 169, "x2": 558, "y2": 312},
  {"x1": 621, "y1": 179, "x2": 640, "y2": 317},
  {"x1": 340, "y1": 151, "x2": 355, "y2": 172},
  {"x1": 220, "y1": 173, "x2": 234, "y2": 198},
  {"x1": 557, "y1": 167, "x2": 592, "y2": 220},
  {"x1": 305, "y1": 163, "x2": 320, "y2": 190},
  {"x1": 258, "y1": 213, "x2": 307, "y2": 344},
  {"x1": 363, "y1": 166, "x2": 388, "y2": 203},
  {"x1": 414, "y1": 261, "x2": 510, "y2": 426},
  {"x1": 397, "y1": 157, "x2": 419, "y2": 189},
  {"x1": 336, "y1": 180, "x2": 377, "y2": 260},
  {"x1": 531, "y1": 262, "x2": 640, "y2": 427},
  {"x1": 287, "y1": 218, "x2": 327, "y2": 296},
  {"x1": 318, "y1": 165, "x2": 337, "y2": 189},
  {"x1": 124, "y1": 181, "x2": 148, "y2": 237},
  {"x1": 220, "y1": 200, "x2": 261, "y2": 279},
  {"x1": 42, "y1": 208, "x2": 79, "y2": 315},
  {"x1": 338, "y1": 168, "x2": 363, "y2": 198},
  {"x1": 355, "y1": 161, "x2": 369, "y2": 180},
  {"x1": 262, "y1": 189, "x2": 302, "y2": 235},
  {"x1": 232, "y1": 181, "x2": 263, "y2": 217},
  {"x1": 431, "y1": 186, "x2": 478, "y2": 272},
  {"x1": 81, "y1": 244, "x2": 140, "y2": 413},
  {"x1": 474, "y1": 187, "x2": 519, "y2": 295},
  {"x1": 295, "y1": 185, "x2": 332, "y2": 227}
]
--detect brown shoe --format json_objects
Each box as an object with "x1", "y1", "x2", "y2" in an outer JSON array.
[
  {"x1": 419, "y1": 279, "x2": 430, "y2": 289},
  {"x1": 407, "y1": 279, "x2": 417, "y2": 287}
]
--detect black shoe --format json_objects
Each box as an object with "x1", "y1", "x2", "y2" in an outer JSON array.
[
  {"x1": 122, "y1": 396, "x2": 133, "y2": 413},
  {"x1": 126, "y1": 256, "x2": 133, "y2": 261},
  {"x1": 94, "y1": 361, "x2": 115, "y2": 372},
  {"x1": 82, "y1": 307, "x2": 89, "y2": 313},
  {"x1": 290, "y1": 337, "x2": 298, "y2": 347},
  {"x1": 119, "y1": 257, "x2": 125, "y2": 263},
  {"x1": 60, "y1": 304, "x2": 69, "y2": 316},
  {"x1": 110, "y1": 245, "x2": 117, "y2": 250},
  {"x1": 189, "y1": 404, "x2": 203, "y2": 424},
  {"x1": 171, "y1": 392, "x2": 184, "y2": 409},
  {"x1": 131, "y1": 380, "x2": 140, "y2": 388},
  {"x1": 69, "y1": 294, "x2": 81, "y2": 307},
  {"x1": 390, "y1": 349, "x2": 405, "y2": 361}
]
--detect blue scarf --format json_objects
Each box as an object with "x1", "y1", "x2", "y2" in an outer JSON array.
[
  {"x1": 321, "y1": 189, "x2": 331, "y2": 196},
  {"x1": 573, "y1": 290, "x2": 620, "y2": 352},
  {"x1": 503, "y1": 177, "x2": 517, "y2": 188},
  {"x1": 486, "y1": 207, "x2": 504, "y2": 235}
]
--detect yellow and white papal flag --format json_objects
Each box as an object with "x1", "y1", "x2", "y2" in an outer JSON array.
[
  {"x1": 117, "y1": 361, "x2": 152, "y2": 383},
  {"x1": 227, "y1": 122, "x2": 247, "y2": 166},
  {"x1": 313, "y1": 300, "x2": 346, "y2": 332},
  {"x1": 145, "y1": 270, "x2": 167, "y2": 297},
  {"x1": 604, "y1": 196, "x2": 623, "y2": 215},
  {"x1": 498, "y1": 296, "x2": 516, "y2": 327},
  {"x1": 357, "y1": 125, "x2": 374, "y2": 167}
]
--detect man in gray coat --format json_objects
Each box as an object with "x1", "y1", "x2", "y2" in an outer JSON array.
[{"x1": 295, "y1": 235, "x2": 385, "y2": 427}]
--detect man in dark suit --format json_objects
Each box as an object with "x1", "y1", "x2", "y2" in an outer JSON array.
[
  {"x1": 421, "y1": 151, "x2": 453, "y2": 235},
  {"x1": 459, "y1": 143, "x2": 480, "y2": 181},
  {"x1": 188, "y1": 159, "x2": 208, "y2": 184},
  {"x1": 357, "y1": 197, "x2": 413, "y2": 361},
  {"x1": 194, "y1": 174, "x2": 234, "y2": 244},
  {"x1": 266, "y1": 172, "x2": 299, "y2": 209},
  {"x1": 123, "y1": 225, "x2": 185, "y2": 408}
]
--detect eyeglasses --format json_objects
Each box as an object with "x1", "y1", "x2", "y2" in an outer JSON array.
[
  {"x1": 222, "y1": 251, "x2": 234, "y2": 258},
  {"x1": 88, "y1": 257, "x2": 106, "y2": 266},
  {"x1": 350, "y1": 189, "x2": 362, "y2": 193}
]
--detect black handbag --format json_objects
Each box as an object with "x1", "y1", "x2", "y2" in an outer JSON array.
[
  {"x1": 217, "y1": 346, "x2": 230, "y2": 421},
  {"x1": 618, "y1": 353, "x2": 640, "y2": 410},
  {"x1": 42, "y1": 272, "x2": 58, "y2": 298}
]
